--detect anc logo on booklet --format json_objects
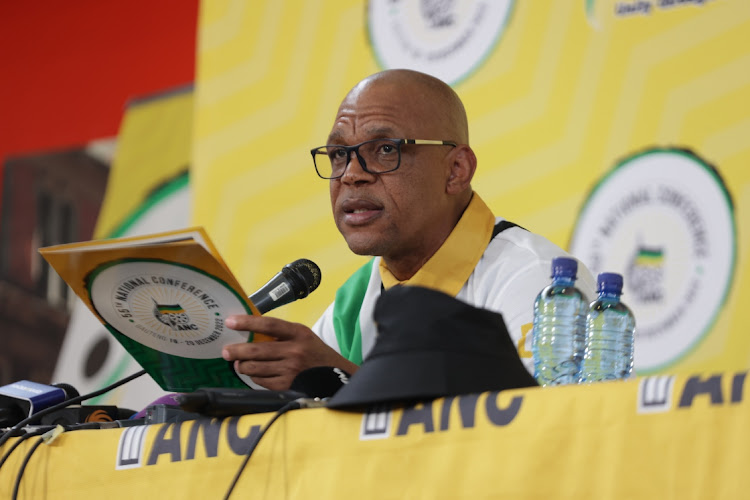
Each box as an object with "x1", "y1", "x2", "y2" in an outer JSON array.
[
  {"x1": 87, "y1": 259, "x2": 253, "y2": 359},
  {"x1": 367, "y1": 0, "x2": 514, "y2": 85},
  {"x1": 570, "y1": 148, "x2": 736, "y2": 373}
]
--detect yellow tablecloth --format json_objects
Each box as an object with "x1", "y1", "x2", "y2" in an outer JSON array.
[{"x1": 1, "y1": 371, "x2": 747, "y2": 499}]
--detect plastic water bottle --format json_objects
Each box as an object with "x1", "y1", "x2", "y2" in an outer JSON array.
[
  {"x1": 531, "y1": 257, "x2": 587, "y2": 386},
  {"x1": 580, "y1": 273, "x2": 636, "y2": 383}
]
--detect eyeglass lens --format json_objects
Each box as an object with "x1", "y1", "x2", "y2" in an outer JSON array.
[{"x1": 317, "y1": 139, "x2": 401, "y2": 178}]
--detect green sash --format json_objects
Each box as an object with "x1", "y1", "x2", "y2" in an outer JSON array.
[{"x1": 331, "y1": 258, "x2": 374, "y2": 365}]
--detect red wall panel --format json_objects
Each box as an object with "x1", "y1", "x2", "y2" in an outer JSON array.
[{"x1": 0, "y1": 0, "x2": 198, "y2": 161}]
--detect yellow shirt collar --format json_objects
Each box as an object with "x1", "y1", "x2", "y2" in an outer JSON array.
[{"x1": 379, "y1": 193, "x2": 495, "y2": 296}]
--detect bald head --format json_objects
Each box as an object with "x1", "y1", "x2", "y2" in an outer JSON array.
[
  {"x1": 326, "y1": 69, "x2": 478, "y2": 279},
  {"x1": 341, "y1": 69, "x2": 470, "y2": 144}
]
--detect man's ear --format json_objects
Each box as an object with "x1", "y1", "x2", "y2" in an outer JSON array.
[{"x1": 446, "y1": 145, "x2": 477, "y2": 195}]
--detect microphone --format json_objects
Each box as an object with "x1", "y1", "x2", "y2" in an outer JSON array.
[
  {"x1": 176, "y1": 388, "x2": 307, "y2": 417},
  {"x1": 0, "y1": 381, "x2": 79, "y2": 428},
  {"x1": 0, "y1": 369, "x2": 147, "y2": 449},
  {"x1": 173, "y1": 367, "x2": 350, "y2": 417},
  {"x1": 289, "y1": 366, "x2": 350, "y2": 399},
  {"x1": 249, "y1": 259, "x2": 321, "y2": 314}
]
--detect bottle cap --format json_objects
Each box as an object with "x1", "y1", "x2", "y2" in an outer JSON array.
[
  {"x1": 551, "y1": 257, "x2": 578, "y2": 279},
  {"x1": 597, "y1": 272, "x2": 623, "y2": 294}
]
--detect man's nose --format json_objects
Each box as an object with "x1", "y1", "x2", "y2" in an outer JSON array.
[{"x1": 341, "y1": 151, "x2": 374, "y2": 183}]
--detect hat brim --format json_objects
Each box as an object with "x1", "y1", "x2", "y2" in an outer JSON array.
[{"x1": 327, "y1": 349, "x2": 533, "y2": 410}]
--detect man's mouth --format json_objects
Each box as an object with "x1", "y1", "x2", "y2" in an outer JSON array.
[{"x1": 341, "y1": 199, "x2": 383, "y2": 225}]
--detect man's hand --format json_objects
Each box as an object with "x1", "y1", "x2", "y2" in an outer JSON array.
[{"x1": 221, "y1": 315, "x2": 359, "y2": 391}]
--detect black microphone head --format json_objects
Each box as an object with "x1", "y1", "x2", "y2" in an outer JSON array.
[
  {"x1": 290, "y1": 366, "x2": 350, "y2": 399},
  {"x1": 283, "y1": 259, "x2": 321, "y2": 299},
  {"x1": 53, "y1": 383, "x2": 80, "y2": 400}
]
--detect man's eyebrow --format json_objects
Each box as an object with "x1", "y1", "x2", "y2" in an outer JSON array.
[
  {"x1": 326, "y1": 132, "x2": 345, "y2": 144},
  {"x1": 366, "y1": 127, "x2": 398, "y2": 138},
  {"x1": 327, "y1": 127, "x2": 400, "y2": 145}
]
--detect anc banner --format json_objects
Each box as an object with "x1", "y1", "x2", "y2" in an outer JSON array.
[
  {"x1": 52, "y1": 87, "x2": 193, "y2": 409},
  {"x1": 193, "y1": 0, "x2": 750, "y2": 376},
  {"x1": 1, "y1": 373, "x2": 748, "y2": 498}
]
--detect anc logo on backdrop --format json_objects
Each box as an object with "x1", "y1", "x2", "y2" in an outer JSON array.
[
  {"x1": 570, "y1": 148, "x2": 736, "y2": 373},
  {"x1": 367, "y1": 0, "x2": 515, "y2": 85}
]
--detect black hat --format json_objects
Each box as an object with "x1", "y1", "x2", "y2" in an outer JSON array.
[{"x1": 327, "y1": 285, "x2": 538, "y2": 410}]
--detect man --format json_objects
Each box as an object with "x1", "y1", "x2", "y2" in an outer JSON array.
[{"x1": 222, "y1": 69, "x2": 595, "y2": 390}]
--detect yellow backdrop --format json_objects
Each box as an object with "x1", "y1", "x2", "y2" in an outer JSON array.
[{"x1": 192, "y1": 0, "x2": 750, "y2": 376}]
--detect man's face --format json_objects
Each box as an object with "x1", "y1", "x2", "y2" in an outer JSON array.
[{"x1": 327, "y1": 81, "x2": 456, "y2": 264}]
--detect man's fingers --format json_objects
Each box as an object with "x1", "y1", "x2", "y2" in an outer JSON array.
[
  {"x1": 225, "y1": 314, "x2": 305, "y2": 341},
  {"x1": 242, "y1": 375, "x2": 291, "y2": 392},
  {"x1": 232, "y1": 359, "x2": 296, "y2": 391},
  {"x1": 220, "y1": 314, "x2": 357, "y2": 390},
  {"x1": 222, "y1": 341, "x2": 284, "y2": 362},
  {"x1": 234, "y1": 359, "x2": 282, "y2": 378}
]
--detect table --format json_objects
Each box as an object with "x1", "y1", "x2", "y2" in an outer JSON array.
[{"x1": 1, "y1": 370, "x2": 747, "y2": 499}]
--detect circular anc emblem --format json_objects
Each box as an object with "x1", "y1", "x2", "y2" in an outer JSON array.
[
  {"x1": 570, "y1": 149, "x2": 736, "y2": 373},
  {"x1": 88, "y1": 260, "x2": 252, "y2": 359},
  {"x1": 367, "y1": 0, "x2": 515, "y2": 85}
]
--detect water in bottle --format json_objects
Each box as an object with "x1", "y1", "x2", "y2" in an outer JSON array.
[
  {"x1": 531, "y1": 257, "x2": 587, "y2": 386},
  {"x1": 580, "y1": 272, "x2": 636, "y2": 383}
]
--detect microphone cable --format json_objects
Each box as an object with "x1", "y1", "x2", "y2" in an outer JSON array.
[
  {"x1": 0, "y1": 422, "x2": 102, "y2": 474},
  {"x1": 0, "y1": 369, "x2": 146, "y2": 451},
  {"x1": 11, "y1": 435, "x2": 44, "y2": 500},
  {"x1": 221, "y1": 366, "x2": 347, "y2": 498},
  {"x1": 223, "y1": 399, "x2": 319, "y2": 500},
  {"x1": 7, "y1": 423, "x2": 101, "y2": 499},
  {"x1": 1, "y1": 370, "x2": 148, "y2": 495},
  {"x1": 0, "y1": 426, "x2": 52, "y2": 470}
]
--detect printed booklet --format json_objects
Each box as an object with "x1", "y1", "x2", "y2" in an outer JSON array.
[{"x1": 40, "y1": 228, "x2": 270, "y2": 391}]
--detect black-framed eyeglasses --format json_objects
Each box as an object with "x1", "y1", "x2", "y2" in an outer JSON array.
[{"x1": 310, "y1": 138, "x2": 457, "y2": 180}]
